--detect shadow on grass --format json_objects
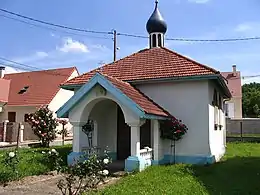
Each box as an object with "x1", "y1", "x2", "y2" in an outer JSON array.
[{"x1": 191, "y1": 157, "x2": 260, "y2": 195}]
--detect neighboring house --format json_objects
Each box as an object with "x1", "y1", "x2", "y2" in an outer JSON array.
[
  {"x1": 0, "y1": 70, "x2": 10, "y2": 120},
  {"x1": 221, "y1": 65, "x2": 242, "y2": 118},
  {"x1": 0, "y1": 67, "x2": 79, "y2": 137},
  {"x1": 57, "y1": 1, "x2": 231, "y2": 172}
]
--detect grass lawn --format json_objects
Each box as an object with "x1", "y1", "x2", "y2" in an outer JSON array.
[
  {"x1": 94, "y1": 143, "x2": 260, "y2": 195},
  {"x1": 0, "y1": 144, "x2": 72, "y2": 184}
]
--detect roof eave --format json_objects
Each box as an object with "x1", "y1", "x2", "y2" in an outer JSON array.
[
  {"x1": 126, "y1": 74, "x2": 219, "y2": 84},
  {"x1": 142, "y1": 113, "x2": 169, "y2": 120},
  {"x1": 60, "y1": 84, "x2": 82, "y2": 91}
]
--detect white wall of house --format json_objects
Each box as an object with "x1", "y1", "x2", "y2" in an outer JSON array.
[
  {"x1": 136, "y1": 80, "x2": 211, "y2": 158},
  {"x1": 48, "y1": 69, "x2": 79, "y2": 134},
  {"x1": 1, "y1": 105, "x2": 37, "y2": 122},
  {"x1": 208, "y1": 81, "x2": 226, "y2": 161},
  {"x1": 89, "y1": 100, "x2": 118, "y2": 152}
]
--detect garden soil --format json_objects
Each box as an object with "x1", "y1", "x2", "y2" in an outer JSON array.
[{"x1": 0, "y1": 172, "x2": 120, "y2": 195}]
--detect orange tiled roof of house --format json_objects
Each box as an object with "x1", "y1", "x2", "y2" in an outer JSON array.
[
  {"x1": 63, "y1": 47, "x2": 219, "y2": 86},
  {"x1": 3, "y1": 67, "x2": 77, "y2": 106},
  {"x1": 0, "y1": 78, "x2": 10, "y2": 103}
]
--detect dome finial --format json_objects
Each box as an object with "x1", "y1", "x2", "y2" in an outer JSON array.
[{"x1": 146, "y1": 0, "x2": 167, "y2": 34}]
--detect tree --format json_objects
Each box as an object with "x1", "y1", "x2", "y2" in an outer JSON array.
[
  {"x1": 27, "y1": 106, "x2": 58, "y2": 147},
  {"x1": 242, "y1": 82, "x2": 260, "y2": 118}
]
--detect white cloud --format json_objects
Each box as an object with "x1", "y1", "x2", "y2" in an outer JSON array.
[
  {"x1": 188, "y1": 0, "x2": 210, "y2": 3},
  {"x1": 35, "y1": 51, "x2": 48, "y2": 58},
  {"x1": 57, "y1": 37, "x2": 89, "y2": 53},
  {"x1": 2, "y1": 66, "x2": 23, "y2": 74},
  {"x1": 235, "y1": 23, "x2": 252, "y2": 32}
]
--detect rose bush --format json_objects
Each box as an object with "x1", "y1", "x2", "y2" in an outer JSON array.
[
  {"x1": 160, "y1": 117, "x2": 188, "y2": 141},
  {"x1": 45, "y1": 147, "x2": 112, "y2": 195},
  {"x1": 27, "y1": 106, "x2": 58, "y2": 147}
]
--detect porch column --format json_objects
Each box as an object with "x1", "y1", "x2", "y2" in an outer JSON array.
[
  {"x1": 130, "y1": 124, "x2": 141, "y2": 156},
  {"x1": 71, "y1": 122, "x2": 85, "y2": 153},
  {"x1": 68, "y1": 122, "x2": 86, "y2": 165},
  {"x1": 125, "y1": 120, "x2": 146, "y2": 172},
  {"x1": 152, "y1": 119, "x2": 161, "y2": 164}
]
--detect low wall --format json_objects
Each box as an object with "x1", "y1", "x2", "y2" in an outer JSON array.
[{"x1": 226, "y1": 118, "x2": 260, "y2": 134}]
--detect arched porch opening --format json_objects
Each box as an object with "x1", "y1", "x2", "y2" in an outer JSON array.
[{"x1": 79, "y1": 97, "x2": 152, "y2": 162}]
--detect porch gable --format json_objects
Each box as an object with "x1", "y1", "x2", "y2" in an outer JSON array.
[{"x1": 56, "y1": 72, "x2": 168, "y2": 120}]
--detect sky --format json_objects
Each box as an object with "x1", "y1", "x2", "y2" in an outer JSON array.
[{"x1": 0, "y1": 0, "x2": 260, "y2": 84}]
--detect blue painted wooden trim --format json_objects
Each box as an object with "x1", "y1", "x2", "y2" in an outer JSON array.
[
  {"x1": 143, "y1": 113, "x2": 168, "y2": 120},
  {"x1": 57, "y1": 72, "x2": 166, "y2": 119},
  {"x1": 154, "y1": 154, "x2": 216, "y2": 165}
]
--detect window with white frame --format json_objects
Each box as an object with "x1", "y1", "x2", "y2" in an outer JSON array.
[
  {"x1": 213, "y1": 89, "x2": 223, "y2": 130},
  {"x1": 213, "y1": 89, "x2": 219, "y2": 128}
]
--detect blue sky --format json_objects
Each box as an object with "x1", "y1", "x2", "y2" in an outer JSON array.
[{"x1": 0, "y1": 0, "x2": 260, "y2": 83}]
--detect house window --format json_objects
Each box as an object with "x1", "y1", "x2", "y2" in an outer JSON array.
[
  {"x1": 8, "y1": 112, "x2": 16, "y2": 122},
  {"x1": 213, "y1": 89, "x2": 219, "y2": 129},
  {"x1": 24, "y1": 114, "x2": 30, "y2": 122},
  {"x1": 224, "y1": 103, "x2": 229, "y2": 117},
  {"x1": 225, "y1": 102, "x2": 234, "y2": 118},
  {"x1": 218, "y1": 94, "x2": 222, "y2": 129},
  {"x1": 18, "y1": 86, "x2": 29, "y2": 94}
]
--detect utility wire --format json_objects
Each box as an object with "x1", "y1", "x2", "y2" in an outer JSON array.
[
  {"x1": 0, "y1": 57, "x2": 71, "y2": 77},
  {"x1": 117, "y1": 33, "x2": 260, "y2": 42},
  {"x1": 0, "y1": 14, "x2": 112, "y2": 40},
  {"x1": 1, "y1": 8, "x2": 260, "y2": 43},
  {"x1": 0, "y1": 8, "x2": 113, "y2": 35}
]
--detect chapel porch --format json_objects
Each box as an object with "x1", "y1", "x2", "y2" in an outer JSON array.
[
  {"x1": 56, "y1": 72, "x2": 169, "y2": 172},
  {"x1": 69, "y1": 99, "x2": 162, "y2": 172}
]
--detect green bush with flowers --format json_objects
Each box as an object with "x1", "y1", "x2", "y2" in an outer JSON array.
[
  {"x1": 160, "y1": 117, "x2": 188, "y2": 141},
  {"x1": 43, "y1": 147, "x2": 112, "y2": 195},
  {"x1": 2, "y1": 150, "x2": 20, "y2": 182},
  {"x1": 27, "y1": 105, "x2": 59, "y2": 147}
]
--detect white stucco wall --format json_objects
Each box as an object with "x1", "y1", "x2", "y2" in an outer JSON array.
[
  {"x1": 208, "y1": 81, "x2": 226, "y2": 161},
  {"x1": 1, "y1": 106, "x2": 37, "y2": 122},
  {"x1": 136, "y1": 80, "x2": 211, "y2": 158},
  {"x1": 89, "y1": 100, "x2": 118, "y2": 152}
]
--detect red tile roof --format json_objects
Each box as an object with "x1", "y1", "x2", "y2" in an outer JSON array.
[
  {"x1": 0, "y1": 78, "x2": 10, "y2": 103},
  {"x1": 221, "y1": 71, "x2": 242, "y2": 97},
  {"x1": 101, "y1": 73, "x2": 169, "y2": 117},
  {"x1": 63, "y1": 47, "x2": 219, "y2": 86},
  {"x1": 3, "y1": 67, "x2": 77, "y2": 106}
]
